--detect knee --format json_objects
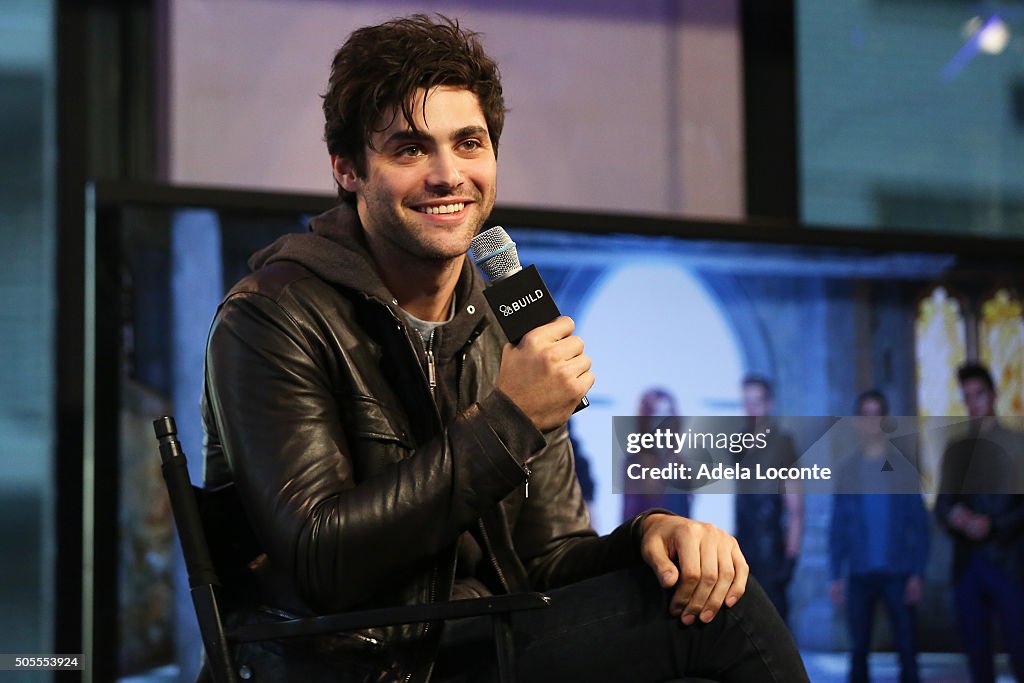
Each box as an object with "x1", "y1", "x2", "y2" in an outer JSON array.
[{"x1": 725, "y1": 573, "x2": 787, "y2": 628}]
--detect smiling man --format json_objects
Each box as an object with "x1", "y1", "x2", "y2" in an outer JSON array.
[{"x1": 201, "y1": 14, "x2": 808, "y2": 682}]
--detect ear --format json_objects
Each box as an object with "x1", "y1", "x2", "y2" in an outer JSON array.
[{"x1": 331, "y1": 155, "x2": 361, "y2": 193}]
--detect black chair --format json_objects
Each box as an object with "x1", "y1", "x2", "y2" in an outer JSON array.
[{"x1": 154, "y1": 416, "x2": 550, "y2": 683}]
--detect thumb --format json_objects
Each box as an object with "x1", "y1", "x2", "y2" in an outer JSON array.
[
  {"x1": 657, "y1": 563, "x2": 679, "y2": 588},
  {"x1": 639, "y1": 515, "x2": 679, "y2": 587},
  {"x1": 648, "y1": 550, "x2": 678, "y2": 588}
]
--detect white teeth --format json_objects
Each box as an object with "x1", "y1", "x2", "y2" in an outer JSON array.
[{"x1": 420, "y1": 202, "x2": 465, "y2": 215}]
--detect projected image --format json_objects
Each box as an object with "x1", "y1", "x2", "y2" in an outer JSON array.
[{"x1": 511, "y1": 228, "x2": 1022, "y2": 531}]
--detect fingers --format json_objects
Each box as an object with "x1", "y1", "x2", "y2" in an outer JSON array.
[
  {"x1": 527, "y1": 318, "x2": 590, "y2": 391},
  {"x1": 555, "y1": 341, "x2": 590, "y2": 402},
  {"x1": 727, "y1": 544, "x2": 748, "y2": 607},
  {"x1": 683, "y1": 530, "x2": 743, "y2": 624},
  {"x1": 564, "y1": 352, "x2": 592, "y2": 379},
  {"x1": 522, "y1": 315, "x2": 574, "y2": 344},
  {"x1": 679, "y1": 532, "x2": 721, "y2": 624},
  {"x1": 519, "y1": 317, "x2": 586, "y2": 366},
  {"x1": 496, "y1": 316, "x2": 592, "y2": 432},
  {"x1": 554, "y1": 334, "x2": 586, "y2": 363},
  {"x1": 669, "y1": 526, "x2": 702, "y2": 620},
  {"x1": 661, "y1": 522, "x2": 746, "y2": 625},
  {"x1": 699, "y1": 543, "x2": 738, "y2": 623},
  {"x1": 528, "y1": 330, "x2": 583, "y2": 364},
  {"x1": 577, "y1": 369, "x2": 596, "y2": 395}
]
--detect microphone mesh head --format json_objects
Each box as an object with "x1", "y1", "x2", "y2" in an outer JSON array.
[{"x1": 470, "y1": 226, "x2": 522, "y2": 281}]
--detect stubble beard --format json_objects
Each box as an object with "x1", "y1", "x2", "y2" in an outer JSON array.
[{"x1": 363, "y1": 187, "x2": 495, "y2": 264}]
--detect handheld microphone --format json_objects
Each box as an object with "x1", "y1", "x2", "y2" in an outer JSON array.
[{"x1": 470, "y1": 226, "x2": 588, "y2": 413}]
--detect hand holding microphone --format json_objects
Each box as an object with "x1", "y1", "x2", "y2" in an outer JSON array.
[
  {"x1": 470, "y1": 227, "x2": 592, "y2": 431},
  {"x1": 496, "y1": 316, "x2": 594, "y2": 432}
]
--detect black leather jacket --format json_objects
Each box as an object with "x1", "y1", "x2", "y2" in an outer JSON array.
[
  {"x1": 934, "y1": 423, "x2": 1024, "y2": 581},
  {"x1": 201, "y1": 205, "x2": 644, "y2": 681}
]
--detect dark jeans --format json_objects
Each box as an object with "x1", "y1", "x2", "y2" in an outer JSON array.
[
  {"x1": 432, "y1": 563, "x2": 809, "y2": 683},
  {"x1": 845, "y1": 572, "x2": 919, "y2": 683},
  {"x1": 758, "y1": 566, "x2": 793, "y2": 625},
  {"x1": 953, "y1": 552, "x2": 1024, "y2": 683}
]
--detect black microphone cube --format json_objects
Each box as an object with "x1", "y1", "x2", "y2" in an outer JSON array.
[
  {"x1": 482, "y1": 265, "x2": 588, "y2": 413},
  {"x1": 482, "y1": 265, "x2": 561, "y2": 344}
]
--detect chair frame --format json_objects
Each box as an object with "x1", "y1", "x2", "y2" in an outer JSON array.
[{"x1": 154, "y1": 416, "x2": 549, "y2": 683}]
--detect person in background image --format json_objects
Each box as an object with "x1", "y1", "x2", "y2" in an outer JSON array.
[
  {"x1": 829, "y1": 389, "x2": 929, "y2": 683},
  {"x1": 622, "y1": 388, "x2": 692, "y2": 522},
  {"x1": 935, "y1": 362, "x2": 1024, "y2": 683},
  {"x1": 733, "y1": 374, "x2": 803, "y2": 622}
]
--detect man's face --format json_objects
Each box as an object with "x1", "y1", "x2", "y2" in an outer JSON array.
[
  {"x1": 333, "y1": 86, "x2": 497, "y2": 264},
  {"x1": 648, "y1": 395, "x2": 674, "y2": 417},
  {"x1": 961, "y1": 377, "x2": 996, "y2": 418},
  {"x1": 855, "y1": 397, "x2": 885, "y2": 437},
  {"x1": 741, "y1": 384, "x2": 772, "y2": 418}
]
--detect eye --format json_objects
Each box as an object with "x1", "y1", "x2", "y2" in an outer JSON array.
[
  {"x1": 458, "y1": 139, "x2": 482, "y2": 152},
  {"x1": 398, "y1": 145, "x2": 424, "y2": 157}
]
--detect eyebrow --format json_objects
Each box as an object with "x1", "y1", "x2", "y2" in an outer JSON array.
[
  {"x1": 381, "y1": 129, "x2": 432, "y2": 148},
  {"x1": 381, "y1": 125, "x2": 489, "y2": 149},
  {"x1": 451, "y1": 125, "x2": 489, "y2": 141}
]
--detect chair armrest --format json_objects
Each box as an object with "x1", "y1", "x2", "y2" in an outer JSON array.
[{"x1": 228, "y1": 592, "x2": 551, "y2": 643}]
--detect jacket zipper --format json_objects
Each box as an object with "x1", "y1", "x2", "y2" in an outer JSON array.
[
  {"x1": 457, "y1": 351, "x2": 466, "y2": 408},
  {"x1": 425, "y1": 329, "x2": 437, "y2": 401},
  {"x1": 388, "y1": 308, "x2": 492, "y2": 682},
  {"x1": 403, "y1": 564, "x2": 441, "y2": 683},
  {"x1": 477, "y1": 519, "x2": 512, "y2": 594},
  {"x1": 387, "y1": 308, "x2": 435, "y2": 409},
  {"x1": 387, "y1": 307, "x2": 446, "y2": 683}
]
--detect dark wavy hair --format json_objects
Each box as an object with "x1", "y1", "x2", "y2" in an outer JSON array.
[
  {"x1": 957, "y1": 361, "x2": 996, "y2": 393},
  {"x1": 322, "y1": 14, "x2": 506, "y2": 205},
  {"x1": 741, "y1": 373, "x2": 774, "y2": 400},
  {"x1": 854, "y1": 388, "x2": 889, "y2": 416},
  {"x1": 636, "y1": 387, "x2": 680, "y2": 436}
]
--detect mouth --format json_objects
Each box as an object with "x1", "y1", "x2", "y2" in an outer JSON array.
[{"x1": 412, "y1": 201, "x2": 470, "y2": 216}]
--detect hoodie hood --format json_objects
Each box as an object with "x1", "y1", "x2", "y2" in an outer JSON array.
[{"x1": 249, "y1": 203, "x2": 394, "y2": 303}]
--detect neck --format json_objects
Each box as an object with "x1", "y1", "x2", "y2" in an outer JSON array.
[{"x1": 370, "y1": 246, "x2": 463, "y2": 322}]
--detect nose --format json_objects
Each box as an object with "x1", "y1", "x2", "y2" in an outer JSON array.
[{"x1": 425, "y1": 149, "x2": 463, "y2": 191}]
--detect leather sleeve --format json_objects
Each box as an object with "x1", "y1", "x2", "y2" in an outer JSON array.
[
  {"x1": 510, "y1": 426, "x2": 643, "y2": 590},
  {"x1": 204, "y1": 288, "x2": 543, "y2": 612}
]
